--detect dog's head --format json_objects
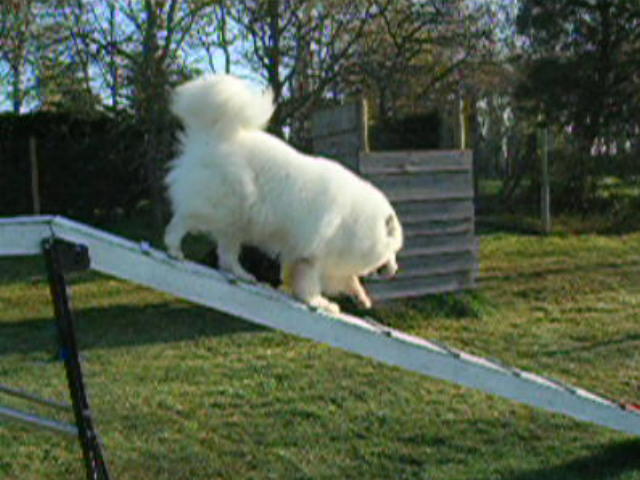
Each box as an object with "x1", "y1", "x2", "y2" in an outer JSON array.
[{"x1": 369, "y1": 212, "x2": 403, "y2": 279}]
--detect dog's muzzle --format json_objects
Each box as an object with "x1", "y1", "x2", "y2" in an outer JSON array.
[{"x1": 375, "y1": 259, "x2": 397, "y2": 278}]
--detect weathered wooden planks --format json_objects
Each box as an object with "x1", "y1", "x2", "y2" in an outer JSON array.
[
  {"x1": 311, "y1": 101, "x2": 478, "y2": 300},
  {"x1": 361, "y1": 150, "x2": 477, "y2": 300},
  {"x1": 311, "y1": 100, "x2": 368, "y2": 172}
]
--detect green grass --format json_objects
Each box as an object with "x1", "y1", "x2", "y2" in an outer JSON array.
[{"x1": 1, "y1": 223, "x2": 640, "y2": 479}]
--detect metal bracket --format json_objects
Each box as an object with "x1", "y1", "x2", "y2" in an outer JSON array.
[{"x1": 42, "y1": 237, "x2": 90, "y2": 273}]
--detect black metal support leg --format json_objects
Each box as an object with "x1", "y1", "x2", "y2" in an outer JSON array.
[{"x1": 42, "y1": 238, "x2": 111, "y2": 480}]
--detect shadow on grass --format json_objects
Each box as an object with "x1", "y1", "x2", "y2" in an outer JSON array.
[
  {"x1": 0, "y1": 257, "x2": 108, "y2": 288},
  {"x1": 0, "y1": 302, "x2": 264, "y2": 356},
  {"x1": 509, "y1": 439, "x2": 640, "y2": 480},
  {"x1": 542, "y1": 333, "x2": 640, "y2": 357},
  {"x1": 381, "y1": 291, "x2": 493, "y2": 324},
  {"x1": 0, "y1": 256, "x2": 46, "y2": 285}
]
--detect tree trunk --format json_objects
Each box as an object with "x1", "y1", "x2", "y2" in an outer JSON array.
[
  {"x1": 137, "y1": 0, "x2": 170, "y2": 233},
  {"x1": 11, "y1": 63, "x2": 22, "y2": 113}
]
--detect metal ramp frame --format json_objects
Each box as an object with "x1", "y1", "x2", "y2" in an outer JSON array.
[
  {"x1": 1, "y1": 215, "x2": 639, "y2": 441},
  {"x1": 1, "y1": 230, "x2": 111, "y2": 480}
]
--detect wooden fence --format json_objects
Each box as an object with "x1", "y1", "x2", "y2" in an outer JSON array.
[{"x1": 312, "y1": 102, "x2": 478, "y2": 301}]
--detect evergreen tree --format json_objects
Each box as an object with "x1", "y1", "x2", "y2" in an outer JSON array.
[{"x1": 516, "y1": 0, "x2": 640, "y2": 207}]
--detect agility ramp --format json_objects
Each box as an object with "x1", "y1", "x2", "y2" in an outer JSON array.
[{"x1": 1, "y1": 215, "x2": 639, "y2": 437}]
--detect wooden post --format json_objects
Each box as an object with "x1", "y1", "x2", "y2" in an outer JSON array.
[
  {"x1": 458, "y1": 91, "x2": 467, "y2": 150},
  {"x1": 311, "y1": 101, "x2": 366, "y2": 173},
  {"x1": 29, "y1": 135, "x2": 41, "y2": 215},
  {"x1": 539, "y1": 128, "x2": 551, "y2": 234},
  {"x1": 358, "y1": 97, "x2": 369, "y2": 154},
  {"x1": 357, "y1": 98, "x2": 369, "y2": 173}
]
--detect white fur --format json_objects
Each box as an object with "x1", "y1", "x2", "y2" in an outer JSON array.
[{"x1": 164, "y1": 74, "x2": 403, "y2": 312}]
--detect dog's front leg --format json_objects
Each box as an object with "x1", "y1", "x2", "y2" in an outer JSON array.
[
  {"x1": 217, "y1": 238, "x2": 256, "y2": 282},
  {"x1": 291, "y1": 259, "x2": 340, "y2": 314},
  {"x1": 348, "y1": 276, "x2": 372, "y2": 309},
  {"x1": 164, "y1": 215, "x2": 186, "y2": 259}
]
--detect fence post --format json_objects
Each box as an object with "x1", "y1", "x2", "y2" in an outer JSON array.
[
  {"x1": 458, "y1": 91, "x2": 467, "y2": 150},
  {"x1": 539, "y1": 128, "x2": 551, "y2": 234},
  {"x1": 29, "y1": 135, "x2": 41, "y2": 214}
]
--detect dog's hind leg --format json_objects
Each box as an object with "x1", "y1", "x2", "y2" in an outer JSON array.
[
  {"x1": 217, "y1": 238, "x2": 256, "y2": 282},
  {"x1": 164, "y1": 215, "x2": 187, "y2": 259},
  {"x1": 279, "y1": 262, "x2": 294, "y2": 294},
  {"x1": 291, "y1": 259, "x2": 340, "y2": 314}
]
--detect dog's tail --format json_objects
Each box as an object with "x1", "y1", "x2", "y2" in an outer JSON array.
[{"x1": 171, "y1": 74, "x2": 274, "y2": 136}]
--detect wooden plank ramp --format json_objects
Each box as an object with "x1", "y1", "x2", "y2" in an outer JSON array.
[{"x1": 1, "y1": 215, "x2": 639, "y2": 437}]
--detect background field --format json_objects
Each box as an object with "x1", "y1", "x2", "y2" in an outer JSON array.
[{"x1": 0, "y1": 220, "x2": 639, "y2": 479}]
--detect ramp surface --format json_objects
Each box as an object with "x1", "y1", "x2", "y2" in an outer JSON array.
[{"x1": 1, "y1": 215, "x2": 639, "y2": 436}]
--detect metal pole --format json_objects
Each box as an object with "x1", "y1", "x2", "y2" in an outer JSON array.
[
  {"x1": 42, "y1": 238, "x2": 111, "y2": 480},
  {"x1": 0, "y1": 383, "x2": 71, "y2": 411}
]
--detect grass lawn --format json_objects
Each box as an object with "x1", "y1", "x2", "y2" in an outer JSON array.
[{"x1": 0, "y1": 222, "x2": 639, "y2": 479}]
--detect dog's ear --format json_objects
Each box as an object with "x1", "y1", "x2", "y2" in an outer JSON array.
[{"x1": 385, "y1": 214, "x2": 397, "y2": 237}]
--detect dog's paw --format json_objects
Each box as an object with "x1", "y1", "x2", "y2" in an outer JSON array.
[
  {"x1": 308, "y1": 296, "x2": 341, "y2": 315},
  {"x1": 233, "y1": 268, "x2": 257, "y2": 283},
  {"x1": 358, "y1": 296, "x2": 372, "y2": 309},
  {"x1": 324, "y1": 301, "x2": 341, "y2": 315},
  {"x1": 167, "y1": 249, "x2": 185, "y2": 261}
]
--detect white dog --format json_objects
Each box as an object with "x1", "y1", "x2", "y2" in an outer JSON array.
[{"x1": 164, "y1": 74, "x2": 403, "y2": 313}]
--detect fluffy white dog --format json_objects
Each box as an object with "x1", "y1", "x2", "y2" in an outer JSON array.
[{"x1": 164, "y1": 74, "x2": 403, "y2": 313}]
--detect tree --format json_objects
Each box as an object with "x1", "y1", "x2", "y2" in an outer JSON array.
[
  {"x1": 516, "y1": 0, "x2": 640, "y2": 208},
  {"x1": 1, "y1": 1, "x2": 241, "y2": 228},
  {"x1": 228, "y1": 0, "x2": 396, "y2": 140},
  {"x1": 1, "y1": 0, "x2": 117, "y2": 114},
  {"x1": 73, "y1": 0, "x2": 229, "y2": 229},
  {"x1": 345, "y1": 0, "x2": 492, "y2": 123},
  {"x1": 0, "y1": 0, "x2": 41, "y2": 113}
]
